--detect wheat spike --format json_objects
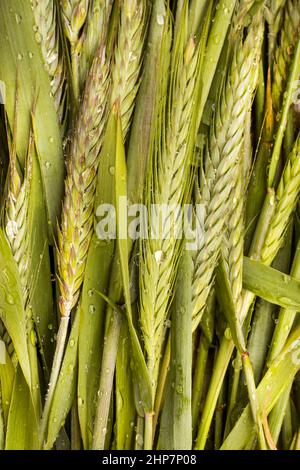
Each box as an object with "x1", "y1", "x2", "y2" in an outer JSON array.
[
  {"x1": 191, "y1": 16, "x2": 263, "y2": 329},
  {"x1": 140, "y1": 27, "x2": 199, "y2": 391},
  {"x1": 272, "y1": 0, "x2": 300, "y2": 111},
  {"x1": 5, "y1": 138, "x2": 33, "y2": 302},
  {"x1": 57, "y1": 46, "x2": 110, "y2": 318},
  {"x1": 110, "y1": 0, "x2": 147, "y2": 139},
  {"x1": 261, "y1": 133, "x2": 300, "y2": 265},
  {"x1": 222, "y1": 163, "x2": 244, "y2": 312},
  {"x1": 3, "y1": 123, "x2": 34, "y2": 370},
  {"x1": 78, "y1": 0, "x2": 113, "y2": 90},
  {"x1": 33, "y1": 0, "x2": 67, "y2": 124}
]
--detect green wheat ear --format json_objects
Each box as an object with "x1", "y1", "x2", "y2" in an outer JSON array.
[
  {"x1": 139, "y1": 3, "x2": 201, "y2": 396},
  {"x1": 192, "y1": 13, "x2": 263, "y2": 330},
  {"x1": 57, "y1": 45, "x2": 110, "y2": 318},
  {"x1": 272, "y1": 0, "x2": 300, "y2": 111},
  {"x1": 261, "y1": 132, "x2": 300, "y2": 265},
  {"x1": 110, "y1": 0, "x2": 148, "y2": 139}
]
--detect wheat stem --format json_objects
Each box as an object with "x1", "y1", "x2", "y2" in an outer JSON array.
[{"x1": 40, "y1": 316, "x2": 69, "y2": 442}]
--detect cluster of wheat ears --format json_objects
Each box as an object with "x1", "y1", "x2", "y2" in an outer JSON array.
[{"x1": 1, "y1": 0, "x2": 300, "y2": 451}]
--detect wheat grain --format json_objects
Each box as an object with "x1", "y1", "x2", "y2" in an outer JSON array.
[
  {"x1": 261, "y1": 133, "x2": 300, "y2": 265},
  {"x1": 140, "y1": 31, "x2": 199, "y2": 393},
  {"x1": 191, "y1": 16, "x2": 263, "y2": 329},
  {"x1": 272, "y1": 0, "x2": 300, "y2": 111},
  {"x1": 78, "y1": 0, "x2": 113, "y2": 90},
  {"x1": 110, "y1": 0, "x2": 147, "y2": 139},
  {"x1": 33, "y1": 0, "x2": 67, "y2": 124},
  {"x1": 57, "y1": 45, "x2": 110, "y2": 318}
]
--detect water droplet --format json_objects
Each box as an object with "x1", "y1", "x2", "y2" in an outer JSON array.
[
  {"x1": 128, "y1": 51, "x2": 137, "y2": 62},
  {"x1": 213, "y1": 34, "x2": 220, "y2": 45},
  {"x1": 6, "y1": 220, "x2": 18, "y2": 240},
  {"x1": 45, "y1": 161, "x2": 51, "y2": 169},
  {"x1": 156, "y1": 14, "x2": 164, "y2": 25},
  {"x1": 224, "y1": 327, "x2": 232, "y2": 340},
  {"x1": 53, "y1": 417, "x2": 57, "y2": 423},
  {"x1": 48, "y1": 323, "x2": 53, "y2": 331},
  {"x1": 78, "y1": 397, "x2": 84, "y2": 407},
  {"x1": 89, "y1": 304, "x2": 96, "y2": 314},
  {"x1": 70, "y1": 339, "x2": 75, "y2": 347},
  {"x1": 49, "y1": 136, "x2": 54, "y2": 143},
  {"x1": 68, "y1": 363, "x2": 74, "y2": 372},
  {"x1": 109, "y1": 166, "x2": 115, "y2": 175},
  {"x1": 28, "y1": 51, "x2": 34, "y2": 59},
  {"x1": 102, "y1": 427, "x2": 107, "y2": 435},
  {"x1": 6, "y1": 293, "x2": 14, "y2": 305},
  {"x1": 17, "y1": 53, "x2": 23, "y2": 61},
  {"x1": 154, "y1": 250, "x2": 163, "y2": 263},
  {"x1": 292, "y1": 350, "x2": 300, "y2": 365},
  {"x1": 35, "y1": 32, "x2": 42, "y2": 44},
  {"x1": 15, "y1": 14, "x2": 22, "y2": 24},
  {"x1": 135, "y1": 433, "x2": 143, "y2": 446},
  {"x1": 30, "y1": 329, "x2": 37, "y2": 346},
  {"x1": 88, "y1": 289, "x2": 94, "y2": 298}
]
